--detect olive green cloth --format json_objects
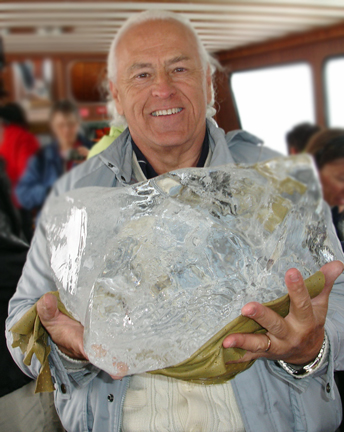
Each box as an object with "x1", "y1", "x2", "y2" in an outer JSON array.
[
  {"x1": 10, "y1": 291, "x2": 74, "y2": 393},
  {"x1": 152, "y1": 271, "x2": 325, "y2": 384},
  {"x1": 10, "y1": 271, "x2": 325, "y2": 392}
]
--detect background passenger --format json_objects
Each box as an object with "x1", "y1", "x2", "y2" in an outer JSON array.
[
  {"x1": 15, "y1": 99, "x2": 92, "y2": 216},
  {"x1": 0, "y1": 103, "x2": 40, "y2": 203},
  {"x1": 0, "y1": 159, "x2": 63, "y2": 432},
  {"x1": 306, "y1": 127, "x2": 344, "y2": 432},
  {"x1": 286, "y1": 122, "x2": 321, "y2": 155},
  {"x1": 0, "y1": 103, "x2": 40, "y2": 241},
  {"x1": 306, "y1": 128, "x2": 344, "y2": 248}
]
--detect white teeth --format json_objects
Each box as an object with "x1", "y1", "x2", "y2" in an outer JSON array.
[{"x1": 152, "y1": 107, "x2": 182, "y2": 117}]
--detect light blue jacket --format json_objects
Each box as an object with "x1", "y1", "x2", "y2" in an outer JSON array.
[{"x1": 6, "y1": 121, "x2": 344, "y2": 432}]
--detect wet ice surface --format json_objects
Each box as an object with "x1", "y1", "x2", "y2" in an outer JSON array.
[{"x1": 43, "y1": 155, "x2": 337, "y2": 376}]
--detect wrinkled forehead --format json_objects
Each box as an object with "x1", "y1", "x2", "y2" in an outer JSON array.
[{"x1": 115, "y1": 19, "x2": 202, "y2": 68}]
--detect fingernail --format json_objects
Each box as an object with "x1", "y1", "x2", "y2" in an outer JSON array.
[
  {"x1": 289, "y1": 271, "x2": 300, "y2": 282},
  {"x1": 224, "y1": 340, "x2": 236, "y2": 348},
  {"x1": 243, "y1": 306, "x2": 256, "y2": 317},
  {"x1": 42, "y1": 296, "x2": 48, "y2": 309}
]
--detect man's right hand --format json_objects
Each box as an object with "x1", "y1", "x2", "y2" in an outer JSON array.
[
  {"x1": 38, "y1": 293, "x2": 129, "y2": 379},
  {"x1": 37, "y1": 293, "x2": 88, "y2": 361}
]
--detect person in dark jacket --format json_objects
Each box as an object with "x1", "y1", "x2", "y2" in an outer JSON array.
[
  {"x1": 306, "y1": 129, "x2": 344, "y2": 432},
  {"x1": 0, "y1": 158, "x2": 30, "y2": 396},
  {"x1": 16, "y1": 100, "x2": 92, "y2": 213},
  {"x1": 0, "y1": 159, "x2": 64, "y2": 432}
]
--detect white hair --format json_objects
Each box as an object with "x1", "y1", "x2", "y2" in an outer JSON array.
[{"x1": 106, "y1": 10, "x2": 219, "y2": 126}]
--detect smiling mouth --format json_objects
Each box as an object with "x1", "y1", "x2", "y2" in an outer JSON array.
[{"x1": 151, "y1": 107, "x2": 183, "y2": 117}]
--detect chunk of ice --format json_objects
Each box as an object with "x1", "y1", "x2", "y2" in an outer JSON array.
[{"x1": 42, "y1": 155, "x2": 339, "y2": 376}]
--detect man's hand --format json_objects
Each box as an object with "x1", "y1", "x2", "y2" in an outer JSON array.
[
  {"x1": 37, "y1": 293, "x2": 87, "y2": 360},
  {"x1": 37, "y1": 293, "x2": 126, "y2": 379},
  {"x1": 223, "y1": 260, "x2": 344, "y2": 365}
]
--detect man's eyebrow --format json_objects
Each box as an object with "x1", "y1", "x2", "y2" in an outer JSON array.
[
  {"x1": 165, "y1": 55, "x2": 190, "y2": 66},
  {"x1": 128, "y1": 62, "x2": 153, "y2": 72},
  {"x1": 128, "y1": 56, "x2": 190, "y2": 72}
]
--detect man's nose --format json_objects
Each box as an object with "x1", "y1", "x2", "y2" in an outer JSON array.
[{"x1": 151, "y1": 72, "x2": 175, "y2": 98}]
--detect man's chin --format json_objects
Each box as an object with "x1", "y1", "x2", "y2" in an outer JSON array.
[{"x1": 146, "y1": 130, "x2": 189, "y2": 148}]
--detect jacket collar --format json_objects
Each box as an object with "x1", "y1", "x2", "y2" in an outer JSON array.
[
  {"x1": 206, "y1": 120, "x2": 235, "y2": 166},
  {"x1": 95, "y1": 119, "x2": 260, "y2": 184},
  {"x1": 97, "y1": 128, "x2": 132, "y2": 184}
]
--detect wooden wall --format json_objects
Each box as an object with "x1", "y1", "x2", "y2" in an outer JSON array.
[
  {"x1": 2, "y1": 52, "x2": 108, "y2": 129},
  {"x1": 215, "y1": 22, "x2": 344, "y2": 133}
]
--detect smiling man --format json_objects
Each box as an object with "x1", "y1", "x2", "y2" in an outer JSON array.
[
  {"x1": 6, "y1": 10, "x2": 344, "y2": 432},
  {"x1": 109, "y1": 18, "x2": 212, "y2": 176}
]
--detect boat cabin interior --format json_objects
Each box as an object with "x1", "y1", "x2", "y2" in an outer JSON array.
[{"x1": 1, "y1": 1, "x2": 344, "y2": 154}]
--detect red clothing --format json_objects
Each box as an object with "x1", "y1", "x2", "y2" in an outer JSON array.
[{"x1": 0, "y1": 124, "x2": 40, "y2": 206}]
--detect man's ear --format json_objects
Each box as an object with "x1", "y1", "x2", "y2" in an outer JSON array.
[{"x1": 109, "y1": 81, "x2": 124, "y2": 116}]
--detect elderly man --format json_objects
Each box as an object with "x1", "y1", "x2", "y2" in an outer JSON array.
[{"x1": 6, "y1": 11, "x2": 344, "y2": 432}]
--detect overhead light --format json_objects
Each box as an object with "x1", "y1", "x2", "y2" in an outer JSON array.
[
  {"x1": 51, "y1": 27, "x2": 62, "y2": 36},
  {"x1": 36, "y1": 27, "x2": 63, "y2": 36},
  {"x1": 36, "y1": 27, "x2": 47, "y2": 36}
]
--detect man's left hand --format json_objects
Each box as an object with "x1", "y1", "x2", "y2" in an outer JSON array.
[{"x1": 223, "y1": 260, "x2": 344, "y2": 365}]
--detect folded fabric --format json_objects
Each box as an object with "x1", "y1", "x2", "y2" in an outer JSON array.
[
  {"x1": 10, "y1": 271, "x2": 324, "y2": 392},
  {"x1": 153, "y1": 271, "x2": 325, "y2": 383},
  {"x1": 10, "y1": 291, "x2": 74, "y2": 393}
]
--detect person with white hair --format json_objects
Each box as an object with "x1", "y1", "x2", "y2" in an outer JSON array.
[{"x1": 6, "y1": 10, "x2": 344, "y2": 432}]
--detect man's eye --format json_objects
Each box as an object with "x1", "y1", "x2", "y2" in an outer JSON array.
[
  {"x1": 174, "y1": 67, "x2": 186, "y2": 73},
  {"x1": 136, "y1": 72, "x2": 149, "y2": 79}
]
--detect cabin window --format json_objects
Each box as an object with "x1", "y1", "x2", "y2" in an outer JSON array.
[
  {"x1": 231, "y1": 63, "x2": 315, "y2": 155},
  {"x1": 12, "y1": 59, "x2": 53, "y2": 122},
  {"x1": 324, "y1": 57, "x2": 344, "y2": 128}
]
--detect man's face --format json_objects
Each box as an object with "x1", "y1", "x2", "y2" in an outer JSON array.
[
  {"x1": 50, "y1": 112, "x2": 80, "y2": 148},
  {"x1": 110, "y1": 19, "x2": 212, "y2": 153}
]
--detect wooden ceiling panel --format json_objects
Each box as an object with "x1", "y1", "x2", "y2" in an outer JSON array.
[{"x1": 1, "y1": 1, "x2": 344, "y2": 54}]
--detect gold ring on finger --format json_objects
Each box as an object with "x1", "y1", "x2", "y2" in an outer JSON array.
[{"x1": 265, "y1": 334, "x2": 272, "y2": 352}]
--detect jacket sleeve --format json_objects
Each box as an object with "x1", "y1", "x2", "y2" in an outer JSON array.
[
  {"x1": 5, "y1": 204, "x2": 99, "y2": 388},
  {"x1": 264, "y1": 202, "x2": 344, "y2": 399},
  {"x1": 15, "y1": 155, "x2": 51, "y2": 210},
  {"x1": 307, "y1": 202, "x2": 344, "y2": 399}
]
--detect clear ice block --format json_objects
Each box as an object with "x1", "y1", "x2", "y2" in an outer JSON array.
[{"x1": 42, "y1": 155, "x2": 340, "y2": 376}]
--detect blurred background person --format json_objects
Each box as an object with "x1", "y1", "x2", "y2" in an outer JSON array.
[
  {"x1": 0, "y1": 158, "x2": 64, "y2": 432},
  {"x1": 0, "y1": 103, "x2": 40, "y2": 241},
  {"x1": 306, "y1": 128, "x2": 344, "y2": 249},
  {"x1": 16, "y1": 99, "x2": 92, "y2": 218},
  {"x1": 286, "y1": 122, "x2": 321, "y2": 155},
  {"x1": 0, "y1": 103, "x2": 40, "y2": 202},
  {"x1": 306, "y1": 127, "x2": 344, "y2": 432}
]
